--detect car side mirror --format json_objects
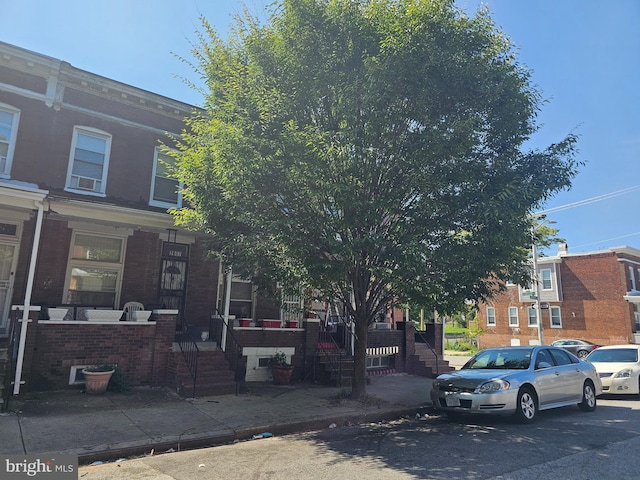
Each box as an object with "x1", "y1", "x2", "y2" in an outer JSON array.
[{"x1": 537, "y1": 361, "x2": 552, "y2": 369}]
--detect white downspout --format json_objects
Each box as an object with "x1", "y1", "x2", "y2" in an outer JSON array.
[
  {"x1": 221, "y1": 266, "x2": 232, "y2": 352},
  {"x1": 13, "y1": 200, "x2": 45, "y2": 395}
]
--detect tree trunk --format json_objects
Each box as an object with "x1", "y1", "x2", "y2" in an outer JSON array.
[{"x1": 350, "y1": 314, "x2": 369, "y2": 400}]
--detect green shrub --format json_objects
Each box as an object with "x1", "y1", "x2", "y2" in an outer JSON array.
[{"x1": 107, "y1": 366, "x2": 129, "y2": 393}]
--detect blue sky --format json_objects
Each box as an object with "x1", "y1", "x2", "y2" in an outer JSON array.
[{"x1": 3, "y1": 0, "x2": 639, "y2": 255}]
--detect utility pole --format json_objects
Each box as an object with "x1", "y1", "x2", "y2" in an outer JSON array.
[{"x1": 531, "y1": 233, "x2": 544, "y2": 345}]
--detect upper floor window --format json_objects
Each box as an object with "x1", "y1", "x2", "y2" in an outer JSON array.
[
  {"x1": 629, "y1": 266, "x2": 637, "y2": 291},
  {"x1": 150, "y1": 147, "x2": 182, "y2": 208},
  {"x1": 528, "y1": 306, "x2": 538, "y2": 327},
  {"x1": 0, "y1": 104, "x2": 20, "y2": 178},
  {"x1": 486, "y1": 307, "x2": 496, "y2": 326},
  {"x1": 508, "y1": 306, "x2": 518, "y2": 327},
  {"x1": 541, "y1": 269, "x2": 552, "y2": 290},
  {"x1": 66, "y1": 127, "x2": 111, "y2": 196}
]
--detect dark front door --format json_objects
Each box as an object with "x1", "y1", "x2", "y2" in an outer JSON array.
[{"x1": 158, "y1": 242, "x2": 189, "y2": 330}]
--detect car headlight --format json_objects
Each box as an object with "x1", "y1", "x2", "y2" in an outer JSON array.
[
  {"x1": 476, "y1": 380, "x2": 510, "y2": 393},
  {"x1": 614, "y1": 369, "x2": 633, "y2": 379}
]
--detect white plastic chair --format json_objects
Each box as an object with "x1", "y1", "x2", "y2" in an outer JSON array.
[{"x1": 123, "y1": 301, "x2": 144, "y2": 321}]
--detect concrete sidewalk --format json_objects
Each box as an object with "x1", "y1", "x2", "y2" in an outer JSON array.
[{"x1": 0, "y1": 374, "x2": 433, "y2": 464}]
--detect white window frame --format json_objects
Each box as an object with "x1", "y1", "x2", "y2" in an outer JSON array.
[
  {"x1": 630, "y1": 266, "x2": 637, "y2": 291},
  {"x1": 65, "y1": 126, "x2": 112, "y2": 197},
  {"x1": 0, "y1": 103, "x2": 20, "y2": 178},
  {"x1": 508, "y1": 306, "x2": 518, "y2": 327},
  {"x1": 528, "y1": 306, "x2": 538, "y2": 327},
  {"x1": 229, "y1": 274, "x2": 255, "y2": 319},
  {"x1": 149, "y1": 147, "x2": 182, "y2": 208},
  {"x1": 63, "y1": 230, "x2": 126, "y2": 308},
  {"x1": 486, "y1": 306, "x2": 496, "y2": 326},
  {"x1": 550, "y1": 306, "x2": 562, "y2": 328},
  {"x1": 541, "y1": 269, "x2": 552, "y2": 290}
]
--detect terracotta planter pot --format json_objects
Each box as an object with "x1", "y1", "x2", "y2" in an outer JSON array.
[
  {"x1": 271, "y1": 365, "x2": 293, "y2": 385},
  {"x1": 83, "y1": 369, "x2": 114, "y2": 394}
]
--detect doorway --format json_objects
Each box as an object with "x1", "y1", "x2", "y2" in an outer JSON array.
[{"x1": 0, "y1": 242, "x2": 18, "y2": 337}]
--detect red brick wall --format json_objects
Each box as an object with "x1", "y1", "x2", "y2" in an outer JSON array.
[
  {"x1": 477, "y1": 252, "x2": 636, "y2": 348},
  {"x1": 1, "y1": 84, "x2": 185, "y2": 206},
  {"x1": 30, "y1": 219, "x2": 73, "y2": 307},
  {"x1": 25, "y1": 312, "x2": 177, "y2": 391},
  {"x1": 120, "y1": 230, "x2": 162, "y2": 308}
]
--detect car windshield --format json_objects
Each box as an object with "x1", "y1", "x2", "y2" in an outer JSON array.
[
  {"x1": 588, "y1": 348, "x2": 638, "y2": 363},
  {"x1": 464, "y1": 348, "x2": 532, "y2": 370}
]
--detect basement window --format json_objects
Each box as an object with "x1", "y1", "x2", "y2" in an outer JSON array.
[
  {"x1": 366, "y1": 355, "x2": 393, "y2": 369},
  {"x1": 257, "y1": 357, "x2": 271, "y2": 369},
  {"x1": 69, "y1": 365, "x2": 89, "y2": 385}
]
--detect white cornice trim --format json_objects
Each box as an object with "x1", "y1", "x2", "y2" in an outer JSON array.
[
  {"x1": 47, "y1": 198, "x2": 176, "y2": 229},
  {"x1": 610, "y1": 246, "x2": 640, "y2": 258},
  {"x1": 0, "y1": 182, "x2": 48, "y2": 209},
  {"x1": 0, "y1": 82, "x2": 183, "y2": 137},
  {"x1": 45, "y1": 198, "x2": 202, "y2": 242}
]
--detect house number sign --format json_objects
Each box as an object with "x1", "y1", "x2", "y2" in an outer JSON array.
[{"x1": 162, "y1": 243, "x2": 189, "y2": 259}]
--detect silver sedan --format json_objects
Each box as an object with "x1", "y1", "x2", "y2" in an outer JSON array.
[{"x1": 431, "y1": 346, "x2": 602, "y2": 423}]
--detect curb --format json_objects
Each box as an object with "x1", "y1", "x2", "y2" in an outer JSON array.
[{"x1": 78, "y1": 406, "x2": 432, "y2": 465}]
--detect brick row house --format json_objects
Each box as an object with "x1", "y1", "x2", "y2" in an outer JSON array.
[
  {"x1": 0, "y1": 41, "x2": 447, "y2": 403},
  {"x1": 476, "y1": 244, "x2": 640, "y2": 349}
]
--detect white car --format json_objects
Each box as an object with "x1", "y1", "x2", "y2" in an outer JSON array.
[{"x1": 587, "y1": 345, "x2": 640, "y2": 395}]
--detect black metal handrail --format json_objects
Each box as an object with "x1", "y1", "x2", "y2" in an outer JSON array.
[
  {"x1": 414, "y1": 328, "x2": 440, "y2": 377},
  {"x1": 209, "y1": 312, "x2": 245, "y2": 394},
  {"x1": 316, "y1": 329, "x2": 344, "y2": 385},
  {"x1": 176, "y1": 330, "x2": 199, "y2": 398}
]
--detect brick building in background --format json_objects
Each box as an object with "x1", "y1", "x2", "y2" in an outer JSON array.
[{"x1": 476, "y1": 244, "x2": 640, "y2": 348}]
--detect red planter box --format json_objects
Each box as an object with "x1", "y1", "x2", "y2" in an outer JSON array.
[
  {"x1": 238, "y1": 319, "x2": 252, "y2": 327},
  {"x1": 261, "y1": 319, "x2": 282, "y2": 328}
]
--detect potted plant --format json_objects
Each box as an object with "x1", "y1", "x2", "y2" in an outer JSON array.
[
  {"x1": 269, "y1": 351, "x2": 293, "y2": 385},
  {"x1": 82, "y1": 364, "x2": 116, "y2": 394}
]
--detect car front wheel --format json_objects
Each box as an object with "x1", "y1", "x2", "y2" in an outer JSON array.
[
  {"x1": 578, "y1": 380, "x2": 597, "y2": 412},
  {"x1": 514, "y1": 387, "x2": 537, "y2": 423}
]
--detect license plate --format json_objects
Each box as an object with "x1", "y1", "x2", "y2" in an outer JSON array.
[{"x1": 445, "y1": 396, "x2": 460, "y2": 407}]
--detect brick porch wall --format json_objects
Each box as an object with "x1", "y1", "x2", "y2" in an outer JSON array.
[{"x1": 24, "y1": 311, "x2": 177, "y2": 391}]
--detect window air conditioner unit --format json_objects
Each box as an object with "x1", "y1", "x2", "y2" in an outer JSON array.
[{"x1": 73, "y1": 175, "x2": 99, "y2": 192}]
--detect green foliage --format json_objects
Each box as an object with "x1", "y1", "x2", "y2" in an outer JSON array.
[
  {"x1": 174, "y1": 0, "x2": 580, "y2": 398},
  {"x1": 107, "y1": 366, "x2": 130, "y2": 393},
  {"x1": 445, "y1": 340, "x2": 478, "y2": 354},
  {"x1": 445, "y1": 325, "x2": 467, "y2": 335},
  {"x1": 83, "y1": 364, "x2": 115, "y2": 373},
  {"x1": 269, "y1": 351, "x2": 290, "y2": 367}
]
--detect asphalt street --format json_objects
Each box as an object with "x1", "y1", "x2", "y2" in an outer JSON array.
[{"x1": 77, "y1": 395, "x2": 640, "y2": 480}]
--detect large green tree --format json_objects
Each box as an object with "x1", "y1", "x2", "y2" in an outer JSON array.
[{"x1": 173, "y1": 0, "x2": 580, "y2": 399}]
